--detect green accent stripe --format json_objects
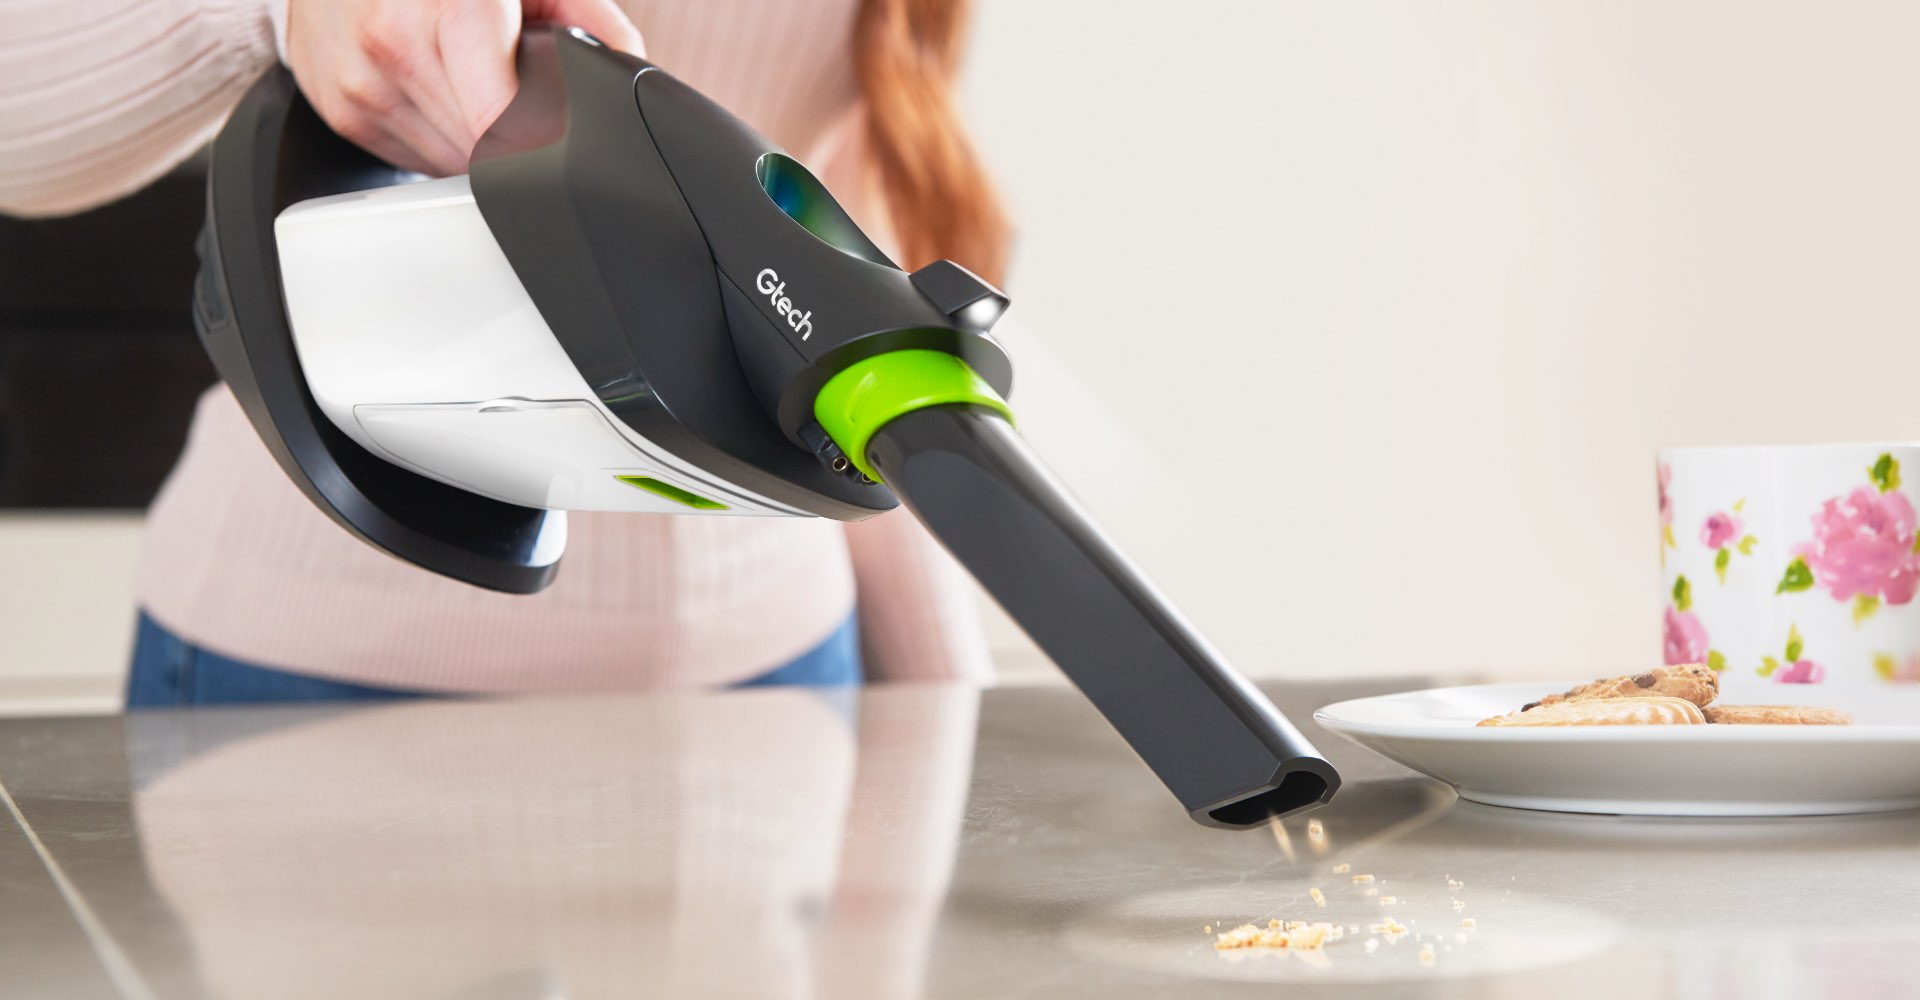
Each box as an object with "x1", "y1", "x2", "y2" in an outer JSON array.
[
  {"x1": 813, "y1": 349, "x2": 1013, "y2": 482},
  {"x1": 615, "y1": 475, "x2": 728, "y2": 510}
]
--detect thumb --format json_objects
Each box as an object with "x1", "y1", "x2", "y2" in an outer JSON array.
[{"x1": 531, "y1": 0, "x2": 648, "y2": 57}]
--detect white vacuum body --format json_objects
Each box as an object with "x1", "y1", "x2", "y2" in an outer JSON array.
[{"x1": 276, "y1": 177, "x2": 803, "y2": 516}]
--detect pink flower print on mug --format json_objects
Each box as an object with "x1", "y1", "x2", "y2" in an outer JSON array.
[
  {"x1": 1797, "y1": 487, "x2": 1920, "y2": 604},
  {"x1": 1779, "y1": 454, "x2": 1920, "y2": 624},
  {"x1": 1699, "y1": 504, "x2": 1758, "y2": 584},
  {"x1": 1701, "y1": 511, "x2": 1741, "y2": 550},
  {"x1": 1871, "y1": 652, "x2": 1920, "y2": 683},
  {"x1": 1664, "y1": 605, "x2": 1709, "y2": 665},
  {"x1": 1658, "y1": 462, "x2": 1676, "y2": 558},
  {"x1": 1773, "y1": 660, "x2": 1825, "y2": 684},
  {"x1": 1664, "y1": 444, "x2": 1920, "y2": 687},
  {"x1": 1756, "y1": 624, "x2": 1822, "y2": 683},
  {"x1": 1662, "y1": 576, "x2": 1722, "y2": 669}
]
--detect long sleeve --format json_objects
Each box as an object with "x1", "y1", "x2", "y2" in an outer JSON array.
[{"x1": 0, "y1": 0, "x2": 278, "y2": 218}]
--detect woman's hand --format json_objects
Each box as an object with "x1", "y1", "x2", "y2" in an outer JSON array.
[{"x1": 285, "y1": 0, "x2": 645, "y2": 176}]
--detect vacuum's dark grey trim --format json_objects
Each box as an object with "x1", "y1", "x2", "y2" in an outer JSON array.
[
  {"x1": 622, "y1": 44, "x2": 1014, "y2": 433},
  {"x1": 468, "y1": 26, "x2": 894, "y2": 519},
  {"x1": 909, "y1": 259, "x2": 1010, "y2": 329},
  {"x1": 866, "y1": 406, "x2": 1339, "y2": 828},
  {"x1": 194, "y1": 67, "x2": 562, "y2": 594}
]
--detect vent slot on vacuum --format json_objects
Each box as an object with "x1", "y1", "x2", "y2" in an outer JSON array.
[{"x1": 755, "y1": 153, "x2": 893, "y2": 266}]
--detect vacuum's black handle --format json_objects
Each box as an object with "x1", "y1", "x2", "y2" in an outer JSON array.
[{"x1": 866, "y1": 407, "x2": 1339, "y2": 828}]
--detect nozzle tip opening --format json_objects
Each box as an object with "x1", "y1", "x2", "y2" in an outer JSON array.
[{"x1": 1202, "y1": 765, "x2": 1339, "y2": 829}]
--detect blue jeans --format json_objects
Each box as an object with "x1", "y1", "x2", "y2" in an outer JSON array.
[{"x1": 125, "y1": 611, "x2": 863, "y2": 708}]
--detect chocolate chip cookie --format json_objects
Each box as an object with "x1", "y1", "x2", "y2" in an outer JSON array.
[{"x1": 1523, "y1": 663, "x2": 1719, "y2": 712}]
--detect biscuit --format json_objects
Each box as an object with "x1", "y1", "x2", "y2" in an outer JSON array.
[
  {"x1": 1479, "y1": 696, "x2": 1706, "y2": 727},
  {"x1": 1703, "y1": 704, "x2": 1853, "y2": 726},
  {"x1": 1524, "y1": 663, "x2": 1719, "y2": 712}
]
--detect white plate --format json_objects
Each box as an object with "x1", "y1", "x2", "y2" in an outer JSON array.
[{"x1": 1313, "y1": 682, "x2": 1920, "y2": 816}]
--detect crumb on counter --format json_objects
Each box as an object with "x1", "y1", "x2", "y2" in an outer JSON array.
[
  {"x1": 1352, "y1": 873, "x2": 1375, "y2": 884},
  {"x1": 1367, "y1": 916, "x2": 1409, "y2": 941},
  {"x1": 1447, "y1": 878, "x2": 1465, "y2": 890},
  {"x1": 1419, "y1": 943, "x2": 1436, "y2": 966},
  {"x1": 1378, "y1": 896, "x2": 1397, "y2": 906},
  {"x1": 1310, "y1": 887, "x2": 1326, "y2": 907},
  {"x1": 1214, "y1": 919, "x2": 1338, "y2": 952},
  {"x1": 1462, "y1": 918, "x2": 1476, "y2": 930},
  {"x1": 1333, "y1": 863, "x2": 1351, "y2": 874},
  {"x1": 1364, "y1": 887, "x2": 1379, "y2": 896}
]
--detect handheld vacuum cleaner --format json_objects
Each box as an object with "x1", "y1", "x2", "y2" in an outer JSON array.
[{"x1": 192, "y1": 24, "x2": 1338, "y2": 828}]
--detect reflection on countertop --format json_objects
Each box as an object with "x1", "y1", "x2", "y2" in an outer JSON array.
[
  {"x1": 1, "y1": 679, "x2": 1918, "y2": 999},
  {"x1": 3, "y1": 685, "x2": 976, "y2": 1000}
]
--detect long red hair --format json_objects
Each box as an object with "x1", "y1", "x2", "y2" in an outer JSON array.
[{"x1": 853, "y1": 0, "x2": 1012, "y2": 286}]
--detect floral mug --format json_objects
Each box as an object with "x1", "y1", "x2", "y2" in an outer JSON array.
[{"x1": 1660, "y1": 444, "x2": 1920, "y2": 687}]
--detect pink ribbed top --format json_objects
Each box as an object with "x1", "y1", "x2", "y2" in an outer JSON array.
[{"x1": 0, "y1": 0, "x2": 992, "y2": 690}]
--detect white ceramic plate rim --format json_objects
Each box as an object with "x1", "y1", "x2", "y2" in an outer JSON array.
[{"x1": 1314, "y1": 681, "x2": 1920, "y2": 743}]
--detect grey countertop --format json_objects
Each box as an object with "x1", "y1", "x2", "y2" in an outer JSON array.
[{"x1": 2, "y1": 679, "x2": 1917, "y2": 999}]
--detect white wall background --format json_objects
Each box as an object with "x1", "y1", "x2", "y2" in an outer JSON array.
[
  {"x1": 0, "y1": 514, "x2": 141, "y2": 713},
  {"x1": 962, "y1": 0, "x2": 1920, "y2": 681},
  {"x1": 9, "y1": 1, "x2": 1920, "y2": 708}
]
